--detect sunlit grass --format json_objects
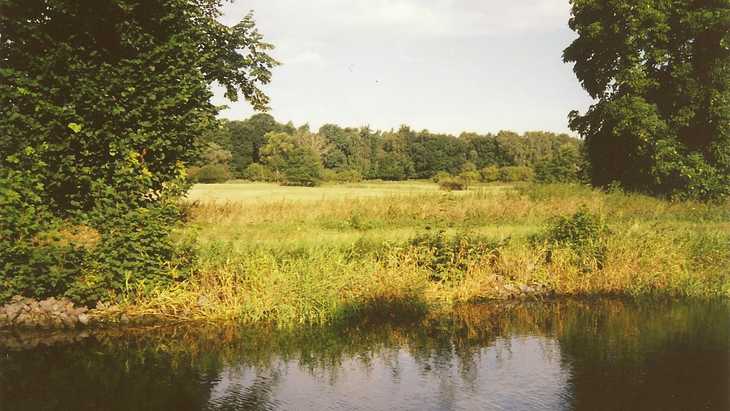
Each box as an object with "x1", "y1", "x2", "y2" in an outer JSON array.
[{"x1": 125, "y1": 181, "x2": 730, "y2": 326}]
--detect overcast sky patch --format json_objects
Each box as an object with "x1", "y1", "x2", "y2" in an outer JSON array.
[{"x1": 213, "y1": 0, "x2": 592, "y2": 135}]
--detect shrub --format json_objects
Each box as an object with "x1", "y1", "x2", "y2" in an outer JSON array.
[
  {"x1": 66, "y1": 206, "x2": 186, "y2": 303},
  {"x1": 499, "y1": 166, "x2": 535, "y2": 182},
  {"x1": 459, "y1": 170, "x2": 481, "y2": 186},
  {"x1": 323, "y1": 169, "x2": 363, "y2": 183},
  {"x1": 480, "y1": 165, "x2": 500, "y2": 182},
  {"x1": 194, "y1": 164, "x2": 231, "y2": 184},
  {"x1": 242, "y1": 163, "x2": 275, "y2": 182},
  {"x1": 533, "y1": 207, "x2": 610, "y2": 271},
  {"x1": 432, "y1": 171, "x2": 452, "y2": 183},
  {"x1": 409, "y1": 231, "x2": 507, "y2": 282},
  {"x1": 438, "y1": 177, "x2": 467, "y2": 191},
  {"x1": 0, "y1": 165, "x2": 83, "y2": 303}
]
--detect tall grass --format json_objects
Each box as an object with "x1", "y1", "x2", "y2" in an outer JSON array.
[{"x1": 124, "y1": 182, "x2": 729, "y2": 325}]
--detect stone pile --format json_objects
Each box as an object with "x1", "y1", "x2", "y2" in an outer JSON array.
[{"x1": 0, "y1": 296, "x2": 91, "y2": 328}]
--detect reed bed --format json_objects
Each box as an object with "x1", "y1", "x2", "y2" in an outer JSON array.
[{"x1": 126, "y1": 182, "x2": 729, "y2": 325}]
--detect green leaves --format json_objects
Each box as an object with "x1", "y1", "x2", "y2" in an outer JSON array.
[
  {"x1": 565, "y1": 0, "x2": 730, "y2": 200},
  {"x1": 1, "y1": 0, "x2": 275, "y2": 303}
]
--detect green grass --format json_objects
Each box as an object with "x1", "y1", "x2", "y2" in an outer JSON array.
[
  {"x1": 186, "y1": 180, "x2": 494, "y2": 203},
  {"x1": 124, "y1": 181, "x2": 730, "y2": 326}
]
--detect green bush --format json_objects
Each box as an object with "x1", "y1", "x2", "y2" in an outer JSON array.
[
  {"x1": 409, "y1": 231, "x2": 506, "y2": 282},
  {"x1": 432, "y1": 171, "x2": 451, "y2": 183},
  {"x1": 459, "y1": 170, "x2": 481, "y2": 186},
  {"x1": 533, "y1": 207, "x2": 610, "y2": 271},
  {"x1": 499, "y1": 166, "x2": 535, "y2": 182},
  {"x1": 66, "y1": 204, "x2": 193, "y2": 303},
  {"x1": 438, "y1": 177, "x2": 467, "y2": 191},
  {"x1": 193, "y1": 164, "x2": 231, "y2": 184},
  {"x1": 323, "y1": 169, "x2": 363, "y2": 183},
  {"x1": 480, "y1": 165, "x2": 500, "y2": 182},
  {"x1": 0, "y1": 163, "x2": 83, "y2": 303},
  {"x1": 242, "y1": 163, "x2": 275, "y2": 182}
]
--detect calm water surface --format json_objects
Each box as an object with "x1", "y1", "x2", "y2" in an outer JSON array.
[{"x1": 0, "y1": 298, "x2": 727, "y2": 410}]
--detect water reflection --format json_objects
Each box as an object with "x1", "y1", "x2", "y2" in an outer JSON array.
[{"x1": 0, "y1": 299, "x2": 727, "y2": 411}]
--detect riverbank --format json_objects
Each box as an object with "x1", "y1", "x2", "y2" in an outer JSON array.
[
  {"x1": 125, "y1": 182, "x2": 729, "y2": 325},
  {"x1": 2, "y1": 182, "x2": 727, "y2": 329}
]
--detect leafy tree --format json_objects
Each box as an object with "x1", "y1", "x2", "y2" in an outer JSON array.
[
  {"x1": 200, "y1": 142, "x2": 233, "y2": 166},
  {"x1": 190, "y1": 164, "x2": 231, "y2": 184},
  {"x1": 564, "y1": 0, "x2": 730, "y2": 199},
  {"x1": 499, "y1": 166, "x2": 535, "y2": 182},
  {"x1": 227, "y1": 114, "x2": 294, "y2": 175},
  {"x1": 242, "y1": 163, "x2": 275, "y2": 182},
  {"x1": 0, "y1": 1, "x2": 276, "y2": 302},
  {"x1": 261, "y1": 132, "x2": 323, "y2": 186},
  {"x1": 480, "y1": 165, "x2": 500, "y2": 182},
  {"x1": 535, "y1": 144, "x2": 584, "y2": 183}
]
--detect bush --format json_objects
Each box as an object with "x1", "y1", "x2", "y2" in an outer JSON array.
[
  {"x1": 192, "y1": 164, "x2": 231, "y2": 184},
  {"x1": 533, "y1": 207, "x2": 610, "y2": 271},
  {"x1": 438, "y1": 177, "x2": 467, "y2": 191},
  {"x1": 459, "y1": 170, "x2": 481, "y2": 186},
  {"x1": 480, "y1": 165, "x2": 500, "y2": 182},
  {"x1": 432, "y1": 171, "x2": 452, "y2": 183},
  {"x1": 242, "y1": 163, "x2": 275, "y2": 182},
  {"x1": 0, "y1": 165, "x2": 84, "y2": 303},
  {"x1": 409, "y1": 231, "x2": 506, "y2": 282},
  {"x1": 323, "y1": 169, "x2": 363, "y2": 183},
  {"x1": 66, "y1": 204, "x2": 193, "y2": 303},
  {"x1": 499, "y1": 166, "x2": 535, "y2": 182}
]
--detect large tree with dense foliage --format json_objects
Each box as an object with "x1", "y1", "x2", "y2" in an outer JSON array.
[
  {"x1": 564, "y1": 0, "x2": 730, "y2": 199},
  {"x1": 261, "y1": 131, "x2": 323, "y2": 186},
  {"x1": 0, "y1": 0, "x2": 276, "y2": 302}
]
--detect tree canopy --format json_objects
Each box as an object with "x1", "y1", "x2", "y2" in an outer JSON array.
[
  {"x1": 564, "y1": 0, "x2": 730, "y2": 200},
  {"x1": 199, "y1": 116, "x2": 584, "y2": 185},
  {"x1": 0, "y1": 0, "x2": 276, "y2": 302}
]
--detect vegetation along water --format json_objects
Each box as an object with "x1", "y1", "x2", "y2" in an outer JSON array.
[{"x1": 0, "y1": 0, "x2": 728, "y2": 410}]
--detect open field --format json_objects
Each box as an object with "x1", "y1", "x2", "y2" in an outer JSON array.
[
  {"x1": 131, "y1": 182, "x2": 730, "y2": 325},
  {"x1": 186, "y1": 180, "x2": 502, "y2": 203}
]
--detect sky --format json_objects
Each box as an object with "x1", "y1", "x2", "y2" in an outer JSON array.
[{"x1": 214, "y1": 0, "x2": 593, "y2": 135}]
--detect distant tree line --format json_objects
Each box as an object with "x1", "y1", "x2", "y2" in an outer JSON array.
[{"x1": 190, "y1": 113, "x2": 585, "y2": 186}]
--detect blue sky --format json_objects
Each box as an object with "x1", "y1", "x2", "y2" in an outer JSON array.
[{"x1": 215, "y1": 0, "x2": 593, "y2": 135}]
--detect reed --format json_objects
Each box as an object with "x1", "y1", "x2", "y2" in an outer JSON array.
[{"x1": 125, "y1": 182, "x2": 729, "y2": 325}]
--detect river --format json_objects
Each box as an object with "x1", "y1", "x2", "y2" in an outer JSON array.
[{"x1": 1, "y1": 298, "x2": 727, "y2": 410}]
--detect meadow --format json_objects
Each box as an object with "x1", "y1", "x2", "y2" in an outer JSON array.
[{"x1": 129, "y1": 181, "x2": 730, "y2": 326}]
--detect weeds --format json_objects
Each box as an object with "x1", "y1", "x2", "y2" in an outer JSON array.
[{"x1": 122, "y1": 182, "x2": 729, "y2": 326}]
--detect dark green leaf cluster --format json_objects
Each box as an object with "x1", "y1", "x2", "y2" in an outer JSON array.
[
  {"x1": 0, "y1": 1, "x2": 275, "y2": 303},
  {"x1": 564, "y1": 0, "x2": 730, "y2": 200}
]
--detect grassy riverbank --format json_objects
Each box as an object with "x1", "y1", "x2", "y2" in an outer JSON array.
[{"x1": 125, "y1": 182, "x2": 729, "y2": 325}]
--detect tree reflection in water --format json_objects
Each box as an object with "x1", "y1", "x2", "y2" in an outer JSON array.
[{"x1": 0, "y1": 298, "x2": 727, "y2": 410}]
